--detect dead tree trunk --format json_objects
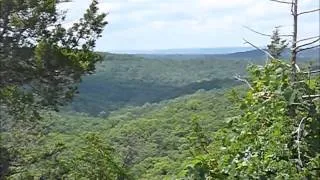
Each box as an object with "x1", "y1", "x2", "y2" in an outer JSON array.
[{"x1": 291, "y1": 0, "x2": 298, "y2": 77}]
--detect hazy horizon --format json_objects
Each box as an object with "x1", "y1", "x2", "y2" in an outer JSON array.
[
  {"x1": 58, "y1": 0, "x2": 319, "y2": 51},
  {"x1": 107, "y1": 46, "x2": 255, "y2": 54}
]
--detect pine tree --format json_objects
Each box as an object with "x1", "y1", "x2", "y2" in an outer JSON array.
[
  {"x1": 0, "y1": 0, "x2": 108, "y2": 177},
  {"x1": 267, "y1": 27, "x2": 288, "y2": 59}
]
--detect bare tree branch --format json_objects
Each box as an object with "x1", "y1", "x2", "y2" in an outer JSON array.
[
  {"x1": 294, "y1": 37, "x2": 320, "y2": 50},
  {"x1": 296, "y1": 117, "x2": 307, "y2": 168},
  {"x1": 297, "y1": 44, "x2": 320, "y2": 52},
  {"x1": 243, "y1": 38, "x2": 275, "y2": 59},
  {"x1": 243, "y1": 26, "x2": 271, "y2": 37},
  {"x1": 302, "y1": 94, "x2": 320, "y2": 99},
  {"x1": 291, "y1": 0, "x2": 295, "y2": 15},
  {"x1": 302, "y1": 69, "x2": 320, "y2": 74},
  {"x1": 57, "y1": 0, "x2": 72, "y2": 2},
  {"x1": 243, "y1": 26, "x2": 292, "y2": 37},
  {"x1": 233, "y1": 74, "x2": 253, "y2": 90},
  {"x1": 295, "y1": 64, "x2": 301, "y2": 72},
  {"x1": 270, "y1": 0, "x2": 293, "y2": 4},
  {"x1": 298, "y1": 8, "x2": 320, "y2": 15},
  {"x1": 296, "y1": 36, "x2": 320, "y2": 43},
  {"x1": 290, "y1": 0, "x2": 298, "y2": 71}
]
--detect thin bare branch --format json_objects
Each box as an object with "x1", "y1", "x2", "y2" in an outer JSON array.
[
  {"x1": 290, "y1": 0, "x2": 298, "y2": 70},
  {"x1": 296, "y1": 117, "x2": 307, "y2": 168},
  {"x1": 294, "y1": 37, "x2": 320, "y2": 50},
  {"x1": 298, "y1": 8, "x2": 320, "y2": 15},
  {"x1": 302, "y1": 69, "x2": 320, "y2": 74},
  {"x1": 243, "y1": 26, "x2": 271, "y2": 37},
  {"x1": 292, "y1": 80, "x2": 306, "y2": 85},
  {"x1": 296, "y1": 36, "x2": 320, "y2": 43},
  {"x1": 295, "y1": 64, "x2": 301, "y2": 72},
  {"x1": 291, "y1": 0, "x2": 294, "y2": 15},
  {"x1": 297, "y1": 44, "x2": 320, "y2": 52},
  {"x1": 243, "y1": 38, "x2": 275, "y2": 59},
  {"x1": 270, "y1": 0, "x2": 293, "y2": 4},
  {"x1": 243, "y1": 26, "x2": 292, "y2": 37},
  {"x1": 57, "y1": 0, "x2": 72, "y2": 2},
  {"x1": 233, "y1": 74, "x2": 253, "y2": 90},
  {"x1": 302, "y1": 94, "x2": 320, "y2": 99}
]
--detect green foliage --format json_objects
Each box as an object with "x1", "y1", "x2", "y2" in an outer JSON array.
[
  {"x1": 18, "y1": 88, "x2": 239, "y2": 179},
  {"x1": 185, "y1": 60, "x2": 320, "y2": 179},
  {"x1": 267, "y1": 27, "x2": 288, "y2": 59},
  {"x1": 0, "y1": 0, "x2": 107, "y2": 178},
  {"x1": 3, "y1": 132, "x2": 127, "y2": 179},
  {"x1": 188, "y1": 117, "x2": 210, "y2": 156},
  {"x1": 8, "y1": 57, "x2": 319, "y2": 179},
  {"x1": 1, "y1": 2, "x2": 318, "y2": 178},
  {"x1": 65, "y1": 133, "x2": 128, "y2": 180},
  {"x1": 1, "y1": 0, "x2": 106, "y2": 108},
  {"x1": 67, "y1": 52, "x2": 317, "y2": 115},
  {"x1": 2, "y1": 51, "x2": 318, "y2": 179},
  {"x1": 68, "y1": 54, "x2": 256, "y2": 115}
]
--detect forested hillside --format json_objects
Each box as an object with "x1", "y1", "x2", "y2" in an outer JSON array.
[
  {"x1": 68, "y1": 50, "x2": 319, "y2": 115},
  {"x1": 1, "y1": 0, "x2": 319, "y2": 179},
  {"x1": 68, "y1": 53, "x2": 256, "y2": 115},
  {"x1": 24, "y1": 88, "x2": 242, "y2": 179}
]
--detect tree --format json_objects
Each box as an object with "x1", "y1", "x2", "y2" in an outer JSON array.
[
  {"x1": 270, "y1": 0, "x2": 319, "y2": 74},
  {"x1": 185, "y1": 60, "x2": 320, "y2": 179},
  {"x1": 0, "y1": 0, "x2": 107, "y2": 177},
  {"x1": 244, "y1": 0, "x2": 319, "y2": 73},
  {"x1": 185, "y1": 0, "x2": 320, "y2": 178},
  {"x1": 59, "y1": 134, "x2": 129, "y2": 180},
  {"x1": 0, "y1": 0, "x2": 107, "y2": 109},
  {"x1": 267, "y1": 27, "x2": 288, "y2": 59}
]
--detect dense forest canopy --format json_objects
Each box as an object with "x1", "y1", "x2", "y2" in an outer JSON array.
[
  {"x1": 1, "y1": 0, "x2": 319, "y2": 179},
  {"x1": 68, "y1": 51, "x2": 319, "y2": 115}
]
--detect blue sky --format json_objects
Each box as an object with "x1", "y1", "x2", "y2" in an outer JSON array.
[{"x1": 58, "y1": 0, "x2": 319, "y2": 51}]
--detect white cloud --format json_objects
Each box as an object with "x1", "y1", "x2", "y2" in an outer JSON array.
[
  {"x1": 198, "y1": 0, "x2": 254, "y2": 9},
  {"x1": 60, "y1": 0, "x2": 320, "y2": 51}
]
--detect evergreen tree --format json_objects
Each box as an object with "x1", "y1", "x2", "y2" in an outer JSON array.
[
  {"x1": 0, "y1": 0, "x2": 108, "y2": 177},
  {"x1": 267, "y1": 27, "x2": 288, "y2": 59}
]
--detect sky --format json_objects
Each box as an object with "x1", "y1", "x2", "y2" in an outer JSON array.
[{"x1": 58, "y1": 0, "x2": 320, "y2": 51}]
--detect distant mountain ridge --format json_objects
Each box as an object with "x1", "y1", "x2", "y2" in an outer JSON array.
[
  {"x1": 110, "y1": 47, "x2": 319, "y2": 61},
  {"x1": 111, "y1": 47, "x2": 255, "y2": 55},
  {"x1": 218, "y1": 47, "x2": 319, "y2": 60},
  {"x1": 134, "y1": 47, "x2": 319, "y2": 63}
]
